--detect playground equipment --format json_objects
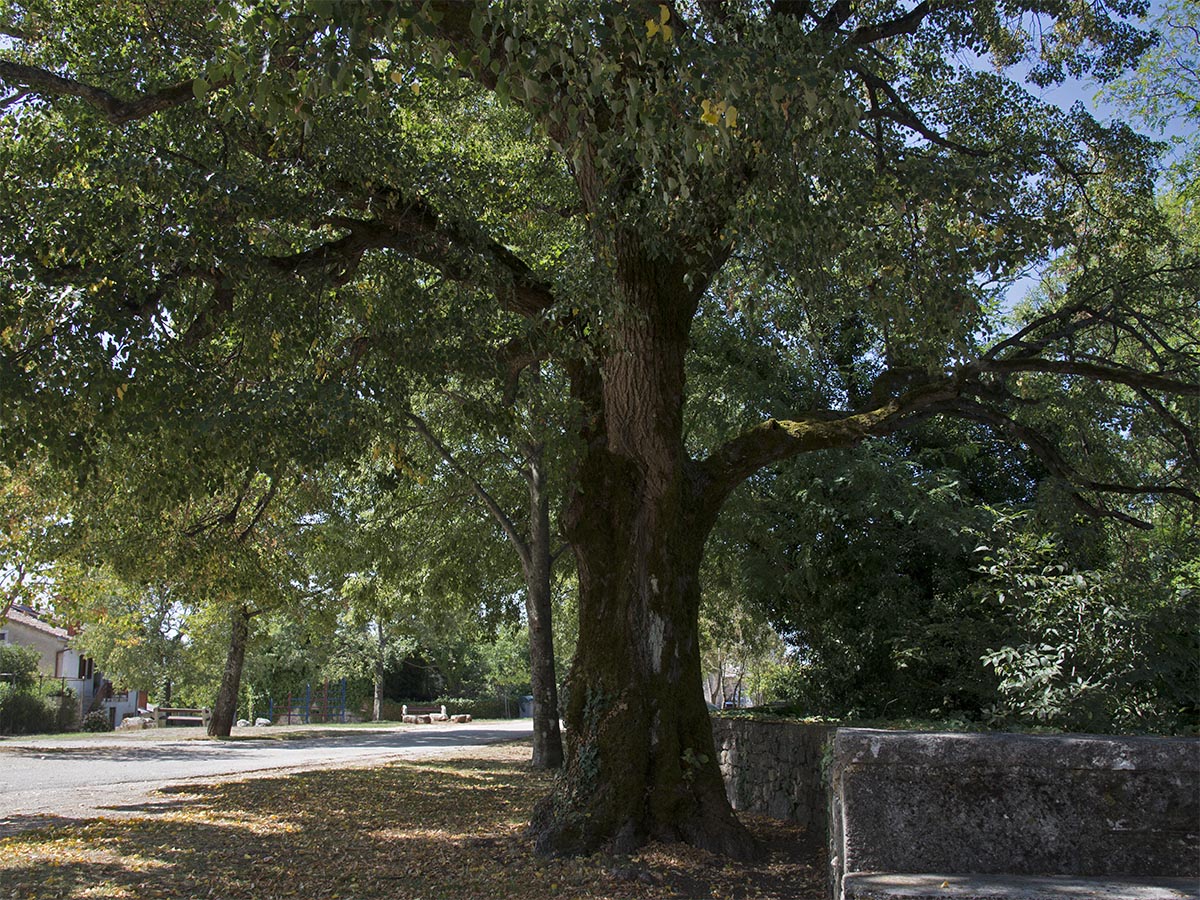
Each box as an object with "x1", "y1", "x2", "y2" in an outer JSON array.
[{"x1": 267, "y1": 679, "x2": 348, "y2": 725}]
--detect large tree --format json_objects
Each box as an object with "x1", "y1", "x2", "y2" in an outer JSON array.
[{"x1": 2, "y1": 0, "x2": 1196, "y2": 859}]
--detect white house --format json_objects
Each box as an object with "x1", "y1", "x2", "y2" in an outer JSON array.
[{"x1": 0, "y1": 603, "x2": 146, "y2": 726}]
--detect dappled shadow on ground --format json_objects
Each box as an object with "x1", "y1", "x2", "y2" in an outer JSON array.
[
  {"x1": 0, "y1": 744, "x2": 826, "y2": 900},
  {"x1": 0, "y1": 814, "x2": 80, "y2": 840}
]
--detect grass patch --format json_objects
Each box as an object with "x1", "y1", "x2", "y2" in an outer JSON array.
[{"x1": 0, "y1": 742, "x2": 824, "y2": 899}]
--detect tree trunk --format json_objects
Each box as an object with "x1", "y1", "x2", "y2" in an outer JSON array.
[
  {"x1": 373, "y1": 620, "x2": 386, "y2": 722},
  {"x1": 526, "y1": 447, "x2": 564, "y2": 769},
  {"x1": 404, "y1": 405, "x2": 563, "y2": 767},
  {"x1": 530, "y1": 246, "x2": 757, "y2": 859},
  {"x1": 208, "y1": 604, "x2": 250, "y2": 738}
]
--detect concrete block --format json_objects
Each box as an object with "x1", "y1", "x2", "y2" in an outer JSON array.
[
  {"x1": 830, "y1": 729, "x2": 1200, "y2": 885},
  {"x1": 843, "y1": 873, "x2": 1200, "y2": 900}
]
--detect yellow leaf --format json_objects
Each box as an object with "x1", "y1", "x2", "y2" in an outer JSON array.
[
  {"x1": 646, "y1": 17, "x2": 659, "y2": 38},
  {"x1": 725, "y1": 104, "x2": 738, "y2": 127},
  {"x1": 411, "y1": 82, "x2": 420, "y2": 95},
  {"x1": 660, "y1": 4, "x2": 670, "y2": 24},
  {"x1": 116, "y1": 384, "x2": 127, "y2": 402},
  {"x1": 389, "y1": 70, "x2": 404, "y2": 84},
  {"x1": 661, "y1": 23, "x2": 673, "y2": 41}
]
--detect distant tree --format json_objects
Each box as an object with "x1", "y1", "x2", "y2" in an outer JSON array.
[{"x1": 67, "y1": 578, "x2": 190, "y2": 703}]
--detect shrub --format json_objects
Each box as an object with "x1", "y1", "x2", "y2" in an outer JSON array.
[
  {"x1": 0, "y1": 684, "x2": 62, "y2": 735},
  {"x1": 81, "y1": 709, "x2": 114, "y2": 732}
]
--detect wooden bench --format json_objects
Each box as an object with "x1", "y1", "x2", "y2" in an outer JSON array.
[
  {"x1": 154, "y1": 706, "x2": 211, "y2": 728},
  {"x1": 829, "y1": 729, "x2": 1200, "y2": 900}
]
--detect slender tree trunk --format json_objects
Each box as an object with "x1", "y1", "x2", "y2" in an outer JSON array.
[
  {"x1": 531, "y1": 246, "x2": 757, "y2": 859},
  {"x1": 526, "y1": 447, "x2": 564, "y2": 769},
  {"x1": 208, "y1": 604, "x2": 250, "y2": 738},
  {"x1": 373, "y1": 620, "x2": 386, "y2": 722},
  {"x1": 405, "y1": 407, "x2": 563, "y2": 767}
]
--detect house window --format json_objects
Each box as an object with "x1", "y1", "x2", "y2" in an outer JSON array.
[
  {"x1": 0, "y1": 630, "x2": 7, "y2": 642},
  {"x1": 78, "y1": 656, "x2": 94, "y2": 679}
]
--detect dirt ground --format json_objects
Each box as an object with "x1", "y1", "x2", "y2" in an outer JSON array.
[{"x1": 0, "y1": 741, "x2": 828, "y2": 900}]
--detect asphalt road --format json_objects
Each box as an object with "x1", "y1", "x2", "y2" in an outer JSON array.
[{"x1": 0, "y1": 719, "x2": 532, "y2": 836}]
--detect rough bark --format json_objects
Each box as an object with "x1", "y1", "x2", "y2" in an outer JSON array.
[
  {"x1": 207, "y1": 604, "x2": 251, "y2": 738},
  {"x1": 526, "y1": 448, "x2": 564, "y2": 769},
  {"x1": 530, "y1": 242, "x2": 758, "y2": 860}
]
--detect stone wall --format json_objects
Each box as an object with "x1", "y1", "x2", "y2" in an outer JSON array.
[{"x1": 711, "y1": 716, "x2": 834, "y2": 831}]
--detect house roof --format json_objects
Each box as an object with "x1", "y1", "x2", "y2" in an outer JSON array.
[{"x1": 1, "y1": 605, "x2": 70, "y2": 641}]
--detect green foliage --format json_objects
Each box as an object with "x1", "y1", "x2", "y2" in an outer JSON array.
[
  {"x1": 1104, "y1": 0, "x2": 1199, "y2": 195},
  {"x1": 754, "y1": 500, "x2": 1199, "y2": 735},
  {"x1": 65, "y1": 577, "x2": 190, "y2": 697},
  {"x1": 80, "y1": 708, "x2": 114, "y2": 732},
  {"x1": 717, "y1": 431, "x2": 1014, "y2": 719},
  {"x1": 975, "y1": 511, "x2": 1199, "y2": 733},
  {"x1": 0, "y1": 642, "x2": 40, "y2": 690}
]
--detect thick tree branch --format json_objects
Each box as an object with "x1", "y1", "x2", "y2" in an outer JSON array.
[
  {"x1": 699, "y1": 382, "x2": 955, "y2": 505},
  {"x1": 848, "y1": 1, "x2": 931, "y2": 45},
  {"x1": 279, "y1": 185, "x2": 558, "y2": 318},
  {"x1": 0, "y1": 59, "x2": 215, "y2": 124},
  {"x1": 971, "y1": 357, "x2": 1200, "y2": 396},
  {"x1": 817, "y1": 0, "x2": 854, "y2": 32},
  {"x1": 935, "y1": 398, "x2": 1168, "y2": 529},
  {"x1": 1082, "y1": 480, "x2": 1200, "y2": 504}
]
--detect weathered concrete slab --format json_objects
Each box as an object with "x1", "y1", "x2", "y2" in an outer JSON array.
[
  {"x1": 844, "y1": 873, "x2": 1200, "y2": 900},
  {"x1": 830, "y1": 729, "x2": 1200, "y2": 882}
]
